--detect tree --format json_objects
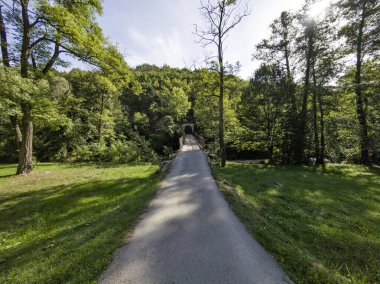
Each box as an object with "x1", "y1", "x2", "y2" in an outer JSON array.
[
  {"x1": 0, "y1": 0, "x2": 128, "y2": 174},
  {"x1": 337, "y1": 0, "x2": 380, "y2": 164},
  {"x1": 120, "y1": 65, "x2": 192, "y2": 153},
  {"x1": 195, "y1": 0, "x2": 250, "y2": 167},
  {"x1": 309, "y1": 9, "x2": 342, "y2": 165},
  {"x1": 293, "y1": 16, "x2": 316, "y2": 164},
  {"x1": 239, "y1": 64, "x2": 288, "y2": 162},
  {"x1": 0, "y1": 4, "x2": 22, "y2": 153},
  {"x1": 66, "y1": 70, "x2": 119, "y2": 143},
  {"x1": 254, "y1": 11, "x2": 297, "y2": 163},
  {"x1": 192, "y1": 69, "x2": 243, "y2": 153}
]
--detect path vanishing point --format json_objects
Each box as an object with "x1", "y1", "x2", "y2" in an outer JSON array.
[{"x1": 99, "y1": 135, "x2": 292, "y2": 284}]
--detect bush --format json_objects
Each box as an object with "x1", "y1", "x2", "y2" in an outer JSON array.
[
  {"x1": 162, "y1": 145, "x2": 174, "y2": 160},
  {"x1": 67, "y1": 138, "x2": 157, "y2": 163}
]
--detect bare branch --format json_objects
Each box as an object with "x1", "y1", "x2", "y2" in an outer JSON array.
[{"x1": 29, "y1": 35, "x2": 48, "y2": 49}]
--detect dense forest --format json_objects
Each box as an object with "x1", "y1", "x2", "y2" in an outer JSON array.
[{"x1": 0, "y1": 0, "x2": 379, "y2": 175}]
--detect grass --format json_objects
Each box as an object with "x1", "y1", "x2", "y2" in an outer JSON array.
[
  {"x1": 0, "y1": 162, "x2": 160, "y2": 284},
  {"x1": 213, "y1": 163, "x2": 380, "y2": 284}
]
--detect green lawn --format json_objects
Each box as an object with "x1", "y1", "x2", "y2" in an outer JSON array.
[
  {"x1": 213, "y1": 163, "x2": 380, "y2": 284},
  {"x1": 0, "y1": 163, "x2": 160, "y2": 284}
]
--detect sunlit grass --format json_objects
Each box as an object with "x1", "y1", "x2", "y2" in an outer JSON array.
[
  {"x1": 213, "y1": 163, "x2": 380, "y2": 284},
  {"x1": 0, "y1": 163, "x2": 160, "y2": 283}
]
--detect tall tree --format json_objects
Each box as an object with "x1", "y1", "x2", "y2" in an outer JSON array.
[
  {"x1": 294, "y1": 18, "x2": 316, "y2": 164},
  {"x1": 310, "y1": 9, "x2": 342, "y2": 164},
  {"x1": 255, "y1": 11, "x2": 297, "y2": 162},
  {"x1": 0, "y1": 0, "x2": 128, "y2": 174},
  {"x1": 0, "y1": 4, "x2": 22, "y2": 151},
  {"x1": 195, "y1": 0, "x2": 250, "y2": 167},
  {"x1": 338, "y1": 0, "x2": 380, "y2": 164},
  {"x1": 239, "y1": 64, "x2": 287, "y2": 162}
]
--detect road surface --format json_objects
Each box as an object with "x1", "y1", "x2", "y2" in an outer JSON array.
[{"x1": 99, "y1": 135, "x2": 292, "y2": 284}]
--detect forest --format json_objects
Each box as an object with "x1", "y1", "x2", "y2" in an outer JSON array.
[
  {"x1": 0, "y1": 0, "x2": 379, "y2": 174},
  {"x1": 0, "y1": 1, "x2": 379, "y2": 283}
]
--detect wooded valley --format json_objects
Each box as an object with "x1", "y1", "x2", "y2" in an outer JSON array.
[{"x1": 0, "y1": 0, "x2": 378, "y2": 171}]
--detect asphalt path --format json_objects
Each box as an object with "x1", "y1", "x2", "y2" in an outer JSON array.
[{"x1": 99, "y1": 135, "x2": 292, "y2": 284}]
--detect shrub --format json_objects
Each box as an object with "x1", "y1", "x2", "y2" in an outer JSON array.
[{"x1": 67, "y1": 138, "x2": 157, "y2": 163}]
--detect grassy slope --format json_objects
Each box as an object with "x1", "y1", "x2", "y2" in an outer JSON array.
[
  {"x1": 213, "y1": 163, "x2": 380, "y2": 284},
  {"x1": 0, "y1": 163, "x2": 160, "y2": 284}
]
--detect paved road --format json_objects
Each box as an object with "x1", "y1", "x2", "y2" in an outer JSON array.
[{"x1": 99, "y1": 135, "x2": 292, "y2": 284}]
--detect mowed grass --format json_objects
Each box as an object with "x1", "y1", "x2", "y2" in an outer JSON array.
[
  {"x1": 0, "y1": 163, "x2": 160, "y2": 284},
  {"x1": 213, "y1": 163, "x2": 380, "y2": 284}
]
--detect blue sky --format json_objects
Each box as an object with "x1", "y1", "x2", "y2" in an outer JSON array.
[{"x1": 91, "y1": 0, "x2": 310, "y2": 79}]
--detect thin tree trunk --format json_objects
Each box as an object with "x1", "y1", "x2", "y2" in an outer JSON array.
[
  {"x1": 281, "y1": 12, "x2": 292, "y2": 80},
  {"x1": 0, "y1": 4, "x2": 9, "y2": 65},
  {"x1": 268, "y1": 123, "x2": 275, "y2": 163},
  {"x1": 98, "y1": 92, "x2": 105, "y2": 142},
  {"x1": 295, "y1": 24, "x2": 314, "y2": 164},
  {"x1": 20, "y1": 0, "x2": 30, "y2": 78},
  {"x1": 355, "y1": 2, "x2": 370, "y2": 164},
  {"x1": 317, "y1": 89, "x2": 325, "y2": 165},
  {"x1": 218, "y1": 7, "x2": 226, "y2": 168},
  {"x1": 42, "y1": 42, "x2": 60, "y2": 74},
  {"x1": 281, "y1": 13, "x2": 297, "y2": 164},
  {"x1": 218, "y1": 55, "x2": 226, "y2": 167},
  {"x1": 312, "y1": 64, "x2": 320, "y2": 164},
  {"x1": 31, "y1": 50, "x2": 37, "y2": 68}
]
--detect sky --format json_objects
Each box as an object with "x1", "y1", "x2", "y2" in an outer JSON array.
[{"x1": 77, "y1": 0, "x2": 331, "y2": 79}]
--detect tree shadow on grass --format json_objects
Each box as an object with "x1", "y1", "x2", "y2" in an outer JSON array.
[
  {"x1": 216, "y1": 164, "x2": 380, "y2": 283},
  {"x1": 0, "y1": 175, "x2": 15, "y2": 179},
  {"x1": 0, "y1": 172, "x2": 160, "y2": 284}
]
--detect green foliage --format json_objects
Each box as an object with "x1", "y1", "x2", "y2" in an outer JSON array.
[
  {"x1": 239, "y1": 4, "x2": 379, "y2": 164},
  {"x1": 192, "y1": 70, "x2": 244, "y2": 144},
  {"x1": 0, "y1": 67, "x2": 70, "y2": 129},
  {"x1": 323, "y1": 61, "x2": 379, "y2": 163},
  {"x1": 338, "y1": 0, "x2": 380, "y2": 56},
  {"x1": 238, "y1": 64, "x2": 290, "y2": 160},
  {"x1": 121, "y1": 65, "x2": 192, "y2": 153},
  {"x1": 68, "y1": 139, "x2": 157, "y2": 164},
  {"x1": 0, "y1": 64, "x2": 195, "y2": 164}
]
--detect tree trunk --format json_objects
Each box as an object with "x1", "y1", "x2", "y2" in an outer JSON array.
[
  {"x1": 20, "y1": 0, "x2": 30, "y2": 78},
  {"x1": 10, "y1": 115, "x2": 22, "y2": 149},
  {"x1": 218, "y1": 64, "x2": 226, "y2": 167},
  {"x1": 312, "y1": 91, "x2": 320, "y2": 162},
  {"x1": 281, "y1": 12, "x2": 292, "y2": 80},
  {"x1": 42, "y1": 42, "x2": 60, "y2": 74},
  {"x1": 355, "y1": 3, "x2": 370, "y2": 164},
  {"x1": 98, "y1": 92, "x2": 105, "y2": 142},
  {"x1": 317, "y1": 90, "x2": 325, "y2": 165},
  {"x1": 312, "y1": 64, "x2": 321, "y2": 164},
  {"x1": 17, "y1": 104, "x2": 33, "y2": 175},
  {"x1": 0, "y1": 4, "x2": 10, "y2": 65},
  {"x1": 17, "y1": 0, "x2": 33, "y2": 175},
  {"x1": 268, "y1": 123, "x2": 275, "y2": 163},
  {"x1": 0, "y1": 4, "x2": 23, "y2": 153},
  {"x1": 295, "y1": 24, "x2": 314, "y2": 164},
  {"x1": 281, "y1": 14, "x2": 297, "y2": 164},
  {"x1": 218, "y1": 37, "x2": 226, "y2": 167}
]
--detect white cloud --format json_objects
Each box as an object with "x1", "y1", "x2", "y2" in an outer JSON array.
[{"x1": 93, "y1": 0, "x2": 309, "y2": 79}]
